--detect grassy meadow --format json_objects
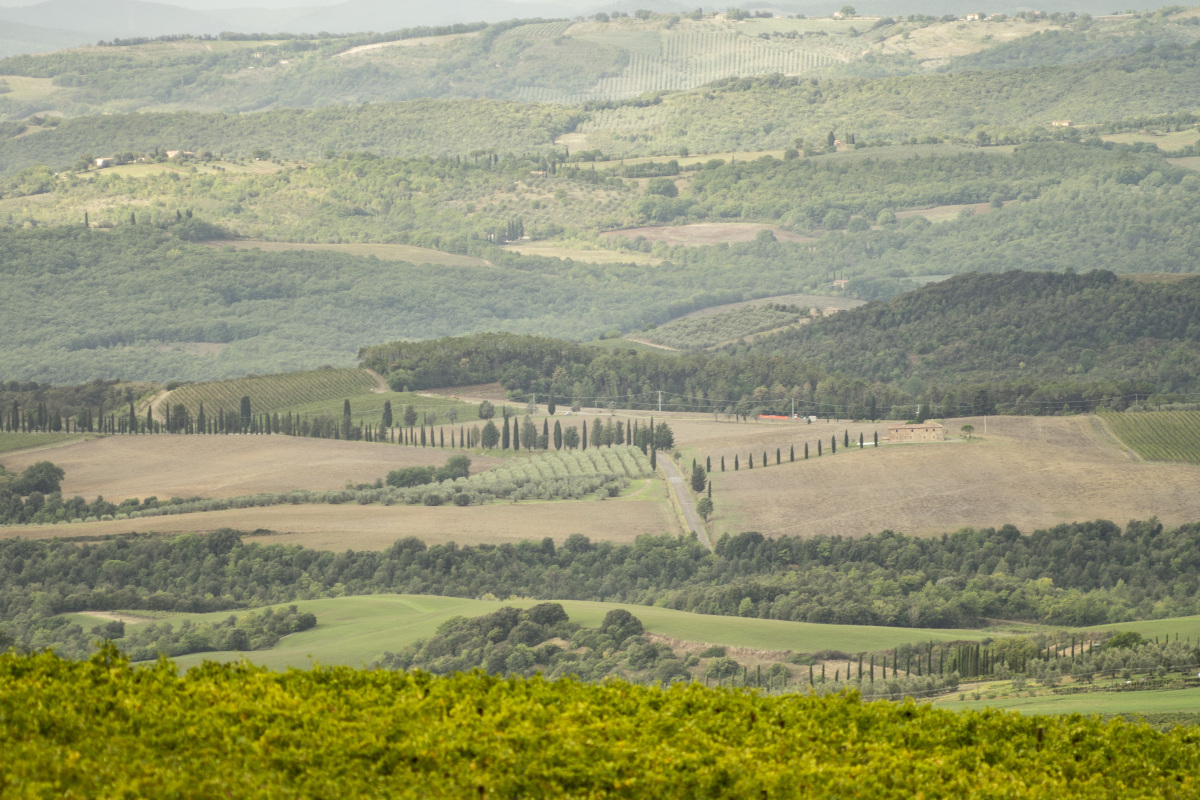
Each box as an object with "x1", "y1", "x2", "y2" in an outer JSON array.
[{"x1": 79, "y1": 595, "x2": 1005, "y2": 672}]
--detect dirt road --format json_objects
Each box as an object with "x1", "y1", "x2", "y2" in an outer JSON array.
[{"x1": 660, "y1": 457, "x2": 711, "y2": 550}]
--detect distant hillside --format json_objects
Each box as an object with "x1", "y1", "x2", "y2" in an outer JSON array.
[
  {"x1": 2, "y1": 11, "x2": 1197, "y2": 121},
  {"x1": 737, "y1": 270, "x2": 1200, "y2": 406},
  {"x1": 0, "y1": 21, "x2": 90, "y2": 59},
  {"x1": 5, "y1": 38, "x2": 1200, "y2": 168}
]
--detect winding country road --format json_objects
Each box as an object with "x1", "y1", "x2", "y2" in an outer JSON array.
[{"x1": 659, "y1": 457, "x2": 712, "y2": 550}]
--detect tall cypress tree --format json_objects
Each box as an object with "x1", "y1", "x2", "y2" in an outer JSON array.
[
  {"x1": 512, "y1": 421, "x2": 519, "y2": 450},
  {"x1": 581, "y1": 422, "x2": 587, "y2": 450},
  {"x1": 553, "y1": 420, "x2": 562, "y2": 450},
  {"x1": 502, "y1": 416, "x2": 511, "y2": 450}
]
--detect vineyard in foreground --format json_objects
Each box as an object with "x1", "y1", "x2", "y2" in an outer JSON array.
[
  {"x1": 1103, "y1": 411, "x2": 1200, "y2": 464},
  {"x1": 2, "y1": 647, "x2": 1198, "y2": 798}
]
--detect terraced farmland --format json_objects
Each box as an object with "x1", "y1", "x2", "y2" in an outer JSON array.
[
  {"x1": 1102, "y1": 411, "x2": 1200, "y2": 464},
  {"x1": 164, "y1": 369, "x2": 378, "y2": 416}
]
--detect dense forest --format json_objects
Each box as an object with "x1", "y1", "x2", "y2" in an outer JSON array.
[
  {"x1": 3, "y1": 519, "x2": 1199, "y2": 657},
  {"x1": 734, "y1": 270, "x2": 1200, "y2": 405},
  {"x1": 0, "y1": 224, "x2": 809, "y2": 383}
]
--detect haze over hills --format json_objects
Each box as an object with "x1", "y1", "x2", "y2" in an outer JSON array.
[{"x1": 0, "y1": 0, "x2": 1163, "y2": 55}]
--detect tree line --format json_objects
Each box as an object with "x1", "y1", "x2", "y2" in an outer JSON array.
[{"x1": 3, "y1": 519, "x2": 1198, "y2": 648}]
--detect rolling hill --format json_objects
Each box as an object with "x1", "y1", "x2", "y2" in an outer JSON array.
[{"x1": 736, "y1": 270, "x2": 1200, "y2": 403}]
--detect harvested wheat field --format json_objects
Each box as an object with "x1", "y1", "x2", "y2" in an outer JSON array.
[
  {"x1": 0, "y1": 496, "x2": 678, "y2": 550},
  {"x1": 694, "y1": 415, "x2": 1200, "y2": 539},
  {"x1": 0, "y1": 436, "x2": 500, "y2": 502}
]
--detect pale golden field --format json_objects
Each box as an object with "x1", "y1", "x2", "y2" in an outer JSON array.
[
  {"x1": 677, "y1": 414, "x2": 1200, "y2": 538},
  {"x1": 0, "y1": 491, "x2": 676, "y2": 550},
  {"x1": 0, "y1": 436, "x2": 500, "y2": 502},
  {"x1": 208, "y1": 240, "x2": 490, "y2": 267},
  {"x1": 3, "y1": 412, "x2": 1196, "y2": 550},
  {"x1": 603, "y1": 222, "x2": 813, "y2": 246}
]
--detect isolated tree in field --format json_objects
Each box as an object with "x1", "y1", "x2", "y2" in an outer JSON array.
[
  {"x1": 691, "y1": 464, "x2": 707, "y2": 493},
  {"x1": 844, "y1": 430, "x2": 849, "y2": 448},
  {"x1": 239, "y1": 396, "x2": 251, "y2": 428},
  {"x1": 831, "y1": 436, "x2": 837, "y2": 454},
  {"x1": 563, "y1": 426, "x2": 580, "y2": 449},
  {"x1": 734, "y1": 455, "x2": 739, "y2": 470},
  {"x1": 706, "y1": 455, "x2": 711, "y2": 472},
  {"x1": 748, "y1": 453, "x2": 753, "y2": 469},
  {"x1": 481, "y1": 420, "x2": 500, "y2": 449},
  {"x1": 553, "y1": 420, "x2": 563, "y2": 450},
  {"x1": 696, "y1": 496, "x2": 713, "y2": 519},
  {"x1": 445, "y1": 405, "x2": 458, "y2": 425},
  {"x1": 961, "y1": 424, "x2": 976, "y2": 439},
  {"x1": 381, "y1": 400, "x2": 392, "y2": 429},
  {"x1": 478, "y1": 400, "x2": 495, "y2": 420},
  {"x1": 403, "y1": 404, "x2": 418, "y2": 429},
  {"x1": 874, "y1": 432, "x2": 878, "y2": 447},
  {"x1": 817, "y1": 441, "x2": 822, "y2": 456},
  {"x1": 720, "y1": 455, "x2": 725, "y2": 471},
  {"x1": 547, "y1": 397, "x2": 556, "y2": 416},
  {"x1": 859, "y1": 433, "x2": 864, "y2": 448}
]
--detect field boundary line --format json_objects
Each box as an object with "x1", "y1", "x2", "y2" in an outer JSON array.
[{"x1": 1093, "y1": 413, "x2": 1142, "y2": 462}]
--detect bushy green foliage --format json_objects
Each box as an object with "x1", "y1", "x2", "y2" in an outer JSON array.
[
  {"x1": 376, "y1": 603, "x2": 698, "y2": 683},
  {"x1": 2, "y1": 647, "x2": 1198, "y2": 798},
  {"x1": 15, "y1": 605, "x2": 315, "y2": 661}
]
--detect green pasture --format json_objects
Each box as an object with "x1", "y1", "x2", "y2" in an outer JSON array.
[
  {"x1": 0, "y1": 432, "x2": 98, "y2": 456},
  {"x1": 937, "y1": 687, "x2": 1200, "y2": 717},
  {"x1": 1101, "y1": 129, "x2": 1200, "y2": 150},
  {"x1": 93, "y1": 595, "x2": 1001, "y2": 672},
  {"x1": 1092, "y1": 614, "x2": 1200, "y2": 642}
]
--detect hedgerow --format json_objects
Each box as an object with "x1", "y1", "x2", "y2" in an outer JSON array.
[{"x1": 1, "y1": 646, "x2": 1197, "y2": 798}]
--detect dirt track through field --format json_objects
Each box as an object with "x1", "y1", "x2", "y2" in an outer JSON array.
[{"x1": 0, "y1": 436, "x2": 500, "y2": 502}]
